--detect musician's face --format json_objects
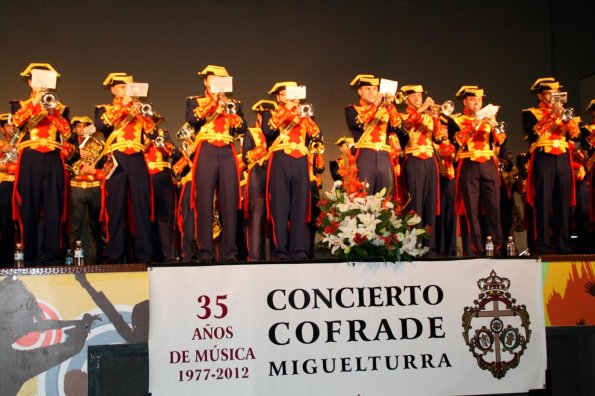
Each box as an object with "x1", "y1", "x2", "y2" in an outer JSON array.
[
  {"x1": 463, "y1": 95, "x2": 483, "y2": 113},
  {"x1": 407, "y1": 92, "x2": 423, "y2": 108},
  {"x1": 276, "y1": 90, "x2": 287, "y2": 105},
  {"x1": 111, "y1": 83, "x2": 127, "y2": 99},
  {"x1": 538, "y1": 89, "x2": 556, "y2": 105},
  {"x1": 358, "y1": 85, "x2": 378, "y2": 104},
  {"x1": 74, "y1": 122, "x2": 87, "y2": 136}
]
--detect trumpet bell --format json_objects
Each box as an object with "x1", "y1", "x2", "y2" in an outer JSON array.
[
  {"x1": 140, "y1": 103, "x2": 154, "y2": 117},
  {"x1": 299, "y1": 103, "x2": 314, "y2": 118},
  {"x1": 41, "y1": 92, "x2": 58, "y2": 109},
  {"x1": 562, "y1": 107, "x2": 574, "y2": 122},
  {"x1": 175, "y1": 122, "x2": 194, "y2": 140},
  {"x1": 225, "y1": 100, "x2": 238, "y2": 114},
  {"x1": 441, "y1": 100, "x2": 455, "y2": 116}
]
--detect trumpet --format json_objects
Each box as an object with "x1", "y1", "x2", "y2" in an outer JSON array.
[
  {"x1": 428, "y1": 100, "x2": 455, "y2": 117},
  {"x1": 140, "y1": 103, "x2": 154, "y2": 117},
  {"x1": 309, "y1": 140, "x2": 325, "y2": 154},
  {"x1": 41, "y1": 92, "x2": 59, "y2": 109},
  {"x1": 382, "y1": 91, "x2": 406, "y2": 106},
  {"x1": 562, "y1": 107, "x2": 574, "y2": 122},
  {"x1": 299, "y1": 103, "x2": 314, "y2": 118},
  {"x1": 154, "y1": 135, "x2": 165, "y2": 148},
  {"x1": 494, "y1": 120, "x2": 506, "y2": 134},
  {"x1": 224, "y1": 100, "x2": 238, "y2": 114}
]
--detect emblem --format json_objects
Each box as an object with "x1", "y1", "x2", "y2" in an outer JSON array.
[{"x1": 462, "y1": 270, "x2": 531, "y2": 379}]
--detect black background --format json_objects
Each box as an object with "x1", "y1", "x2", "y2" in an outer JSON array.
[{"x1": 1, "y1": 0, "x2": 593, "y2": 186}]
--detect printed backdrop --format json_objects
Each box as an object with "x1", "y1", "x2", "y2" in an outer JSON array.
[{"x1": 0, "y1": 271, "x2": 148, "y2": 396}]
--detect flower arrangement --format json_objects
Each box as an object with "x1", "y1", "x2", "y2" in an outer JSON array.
[{"x1": 316, "y1": 144, "x2": 430, "y2": 261}]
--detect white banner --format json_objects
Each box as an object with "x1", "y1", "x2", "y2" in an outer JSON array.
[{"x1": 148, "y1": 259, "x2": 546, "y2": 396}]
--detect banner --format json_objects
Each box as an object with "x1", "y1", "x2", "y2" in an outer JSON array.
[{"x1": 148, "y1": 259, "x2": 546, "y2": 396}]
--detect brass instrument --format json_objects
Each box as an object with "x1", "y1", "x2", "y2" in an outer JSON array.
[
  {"x1": 428, "y1": 100, "x2": 455, "y2": 117},
  {"x1": 213, "y1": 208, "x2": 222, "y2": 240},
  {"x1": 0, "y1": 130, "x2": 20, "y2": 165},
  {"x1": 308, "y1": 140, "x2": 325, "y2": 154},
  {"x1": 224, "y1": 100, "x2": 238, "y2": 114},
  {"x1": 154, "y1": 135, "x2": 165, "y2": 148},
  {"x1": 299, "y1": 103, "x2": 314, "y2": 118},
  {"x1": 71, "y1": 136, "x2": 105, "y2": 176},
  {"x1": 562, "y1": 107, "x2": 575, "y2": 122},
  {"x1": 175, "y1": 122, "x2": 196, "y2": 156},
  {"x1": 382, "y1": 91, "x2": 406, "y2": 106},
  {"x1": 494, "y1": 120, "x2": 506, "y2": 134},
  {"x1": 140, "y1": 103, "x2": 154, "y2": 117},
  {"x1": 41, "y1": 92, "x2": 59, "y2": 109}
]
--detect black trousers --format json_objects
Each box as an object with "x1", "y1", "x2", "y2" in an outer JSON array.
[
  {"x1": 16, "y1": 149, "x2": 65, "y2": 265},
  {"x1": 267, "y1": 152, "x2": 309, "y2": 260},
  {"x1": 151, "y1": 169, "x2": 177, "y2": 263},
  {"x1": 458, "y1": 159, "x2": 502, "y2": 255},
  {"x1": 404, "y1": 156, "x2": 438, "y2": 252},
  {"x1": 356, "y1": 149, "x2": 394, "y2": 196},
  {"x1": 193, "y1": 142, "x2": 239, "y2": 262},
  {"x1": 69, "y1": 185, "x2": 102, "y2": 264},
  {"x1": 436, "y1": 176, "x2": 456, "y2": 257},
  {"x1": 246, "y1": 165, "x2": 267, "y2": 260},
  {"x1": 178, "y1": 180, "x2": 194, "y2": 263},
  {"x1": 104, "y1": 152, "x2": 153, "y2": 262},
  {"x1": 0, "y1": 181, "x2": 15, "y2": 266},
  {"x1": 531, "y1": 151, "x2": 572, "y2": 254}
]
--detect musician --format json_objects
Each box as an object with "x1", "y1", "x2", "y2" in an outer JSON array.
[
  {"x1": 345, "y1": 74, "x2": 402, "y2": 198},
  {"x1": 516, "y1": 151, "x2": 535, "y2": 254},
  {"x1": 94, "y1": 72, "x2": 155, "y2": 263},
  {"x1": 172, "y1": 126, "x2": 196, "y2": 264},
  {"x1": 0, "y1": 114, "x2": 17, "y2": 266},
  {"x1": 329, "y1": 136, "x2": 355, "y2": 182},
  {"x1": 10, "y1": 63, "x2": 71, "y2": 266},
  {"x1": 435, "y1": 115, "x2": 457, "y2": 256},
  {"x1": 398, "y1": 85, "x2": 444, "y2": 255},
  {"x1": 449, "y1": 85, "x2": 506, "y2": 256},
  {"x1": 242, "y1": 100, "x2": 275, "y2": 261},
  {"x1": 186, "y1": 65, "x2": 246, "y2": 263},
  {"x1": 522, "y1": 77, "x2": 580, "y2": 254},
  {"x1": 65, "y1": 116, "x2": 105, "y2": 264},
  {"x1": 144, "y1": 117, "x2": 178, "y2": 263},
  {"x1": 263, "y1": 81, "x2": 323, "y2": 260},
  {"x1": 580, "y1": 99, "x2": 595, "y2": 251}
]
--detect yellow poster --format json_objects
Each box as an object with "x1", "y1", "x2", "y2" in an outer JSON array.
[{"x1": 0, "y1": 271, "x2": 148, "y2": 396}]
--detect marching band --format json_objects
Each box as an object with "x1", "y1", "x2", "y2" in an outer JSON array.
[{"x1": 1, "y1": 62, "x2": 593, "y2": 266}]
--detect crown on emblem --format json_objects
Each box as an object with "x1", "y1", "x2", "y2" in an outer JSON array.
[{"x1": 477, "y1": 270, "x2": 510, "y2": 293}]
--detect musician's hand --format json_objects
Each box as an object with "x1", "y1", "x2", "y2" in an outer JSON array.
[
  {"x1": 551, "y1": 102, "x2": 563, "y2": 117},
  {"x1": 375, "y1": 93, "x2": 385, "y2": 107},
  {"x1": 286, "y1": 100, "x2": 299, "y2": 111},
  {"x1": 1, "y1": 144, "x2": 12, "y2": 153},
  {"x1": 419, "y1": 97, "x2": 435, "y2": 114},
  {"x1": 122, "y1": 96, "x2": 133, "y2": 106},
  {"x1": 0, "y1": 163, "x2": 6, "y2": 171},
  {"x1": 82, "y1": 164, "x2": 97, "y2": 175}
]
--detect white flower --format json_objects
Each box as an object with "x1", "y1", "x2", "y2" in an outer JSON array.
[{"x1": 407, "y1": 214, "x2": 422, "y2": 226}]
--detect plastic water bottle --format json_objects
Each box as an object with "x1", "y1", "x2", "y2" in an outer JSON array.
[
  {"x1": 65, "y1": 249, "x2": 74, "y2": 266},
  {"x1": 506, "y1": 236, "x2": 517, "y2": 256},
  {"x1": 485, "y1": 236, "x2": 494, "y2": 257},
  {"x1": 14, "y1": 243, "x2": 24, "y2": 268},
  {"x1": 74, "y1": 240, "x2": 85, "y2": 266}
]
